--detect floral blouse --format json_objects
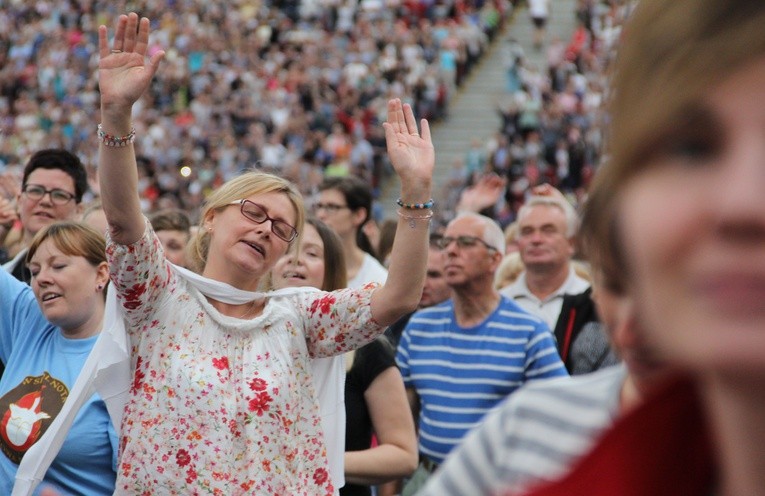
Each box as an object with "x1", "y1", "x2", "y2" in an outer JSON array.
[{"x1": 106, "y1": 224, "x2": 384, "y2": 495}]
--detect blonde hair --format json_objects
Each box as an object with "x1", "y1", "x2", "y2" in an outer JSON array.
[
  {"x1": 187, "y1": 171, "x2": 305, "y2": 272},
  {"x1": 494, "y1": 251, "x2": 525, "y2": 289},
  {"x1": 26, "y1": 221, "x2": 106, "y2": 268}
]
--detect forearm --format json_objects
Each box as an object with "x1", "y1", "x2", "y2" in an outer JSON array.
[
  {"x1": 344, "y1": 445, "x2": 418, "y2": 485},
  {"x1": 98, "y1": 108, "x2": 145, "y2": 245},
  {"x1": 96, "y1": 14, "x2": 164, "y2": 245},
  {"x1": 370, "y1": 184, "x2": 432, "y2": 326}
]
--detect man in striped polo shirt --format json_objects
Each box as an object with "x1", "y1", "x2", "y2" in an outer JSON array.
[{"x1": 396, "y1": 212, "x2": 568, "y2": 495}]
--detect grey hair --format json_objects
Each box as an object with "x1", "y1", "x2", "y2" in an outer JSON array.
[
  {"x1": 518, "y1": 196, "x2": 579, "y2": 237},
  {"x1": 452, "y1": 212, "x2": 506, "y2": 255}
]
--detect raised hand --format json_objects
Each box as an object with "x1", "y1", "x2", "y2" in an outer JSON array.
[
  {"x1": 98, "y1": 13, "x2": 165, "y2": 112},
  {"x1": 457, "y1": 173, "x2": 508, "y2": 213},
  {"x1": 0, "y1": 172, "x2": 20, "y2": 201},
  {"x1": 382, "y1": 99, "x2": 434, "y2": 196},
  {"x1": 0, "y1": 197, "x2": 16, "y2": 228}
]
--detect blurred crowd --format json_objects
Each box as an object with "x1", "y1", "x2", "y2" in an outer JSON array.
[
  {"x1": 438, "y1": 0, "x2": 633, "y2": 227},
  {"x1": 0, "y1": 0, "x2": 510, "y2": 219}
]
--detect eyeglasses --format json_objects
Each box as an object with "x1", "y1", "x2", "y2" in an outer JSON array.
[
  {"x1": 437, "y1": 235, "x2": 498, "y2": 251},
  {"x1": 313, "y1": 202, "x2": 349, "y2": 214},
  {"x1": 22, "y1": 184, "x2": 76, "y2": 205},
  {"x1": 230, "y1": 199, "x2": 298, "y2": 242}
]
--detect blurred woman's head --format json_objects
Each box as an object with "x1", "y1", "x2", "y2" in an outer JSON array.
[
  {"x1": 26, "y1": 221, "x2": 109, "y2": 336},
  {"x1": 272, "y1": 218, "x2": 347, "y2": 291},
  {"x1": 590, "y1": 0, "x2": 765, "y2": 374}
]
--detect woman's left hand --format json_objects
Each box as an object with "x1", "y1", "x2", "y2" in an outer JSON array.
[{"x1": 383, "y1": 99, "x2": 434, "y2": 197}]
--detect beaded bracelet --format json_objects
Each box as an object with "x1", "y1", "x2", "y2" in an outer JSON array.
[
  {"x1": 397, "y1": 208, "x2": 433, "y2": 228},
  {"x1": 397, "y1": 197, "x2": 434, "y2": 210},
  {"x1": 97, "y1": 124, "x2": 136, "y2": 147}
]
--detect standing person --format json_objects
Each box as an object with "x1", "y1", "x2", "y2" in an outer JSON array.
[
  {"x1": 385, "y1": 233, "x2": 452, "y2": 349},
  {"x1": 396, "y1": 212, "x2": 567, "y2": 495},
  {"x1": 518, "y1": 1, "x2": 765, "y2": 495},
  {"x1": 500, "y1": 193, "x2": 589, "y2": 331},
  {"x1": 500, "y1": 190, "x2": 607, "y2": 373},
  {"x1": 0, "y1": 222, "x2": 116, "y2": 495},
  {"x1": 315, "y1": 176, "x2": 388, "y2": 288},
  {"x1": 528, "y1": 0, "x2": 551, "y2": 49},
  {"x1": 416, "y1": 184, "x2": 665, "y2": 496},
  {"x1": 96, "y1": 13, "x2": 433, "y2": 495},
  {"x1": 272, "y1": 219, "x2": 418, "y2": 496},
  {"x1": 3, "y1": 149, "x2": 88, "y2": 284},
  {"x1": 270, "y1": 218, "x2": 349, "y2": 495}
]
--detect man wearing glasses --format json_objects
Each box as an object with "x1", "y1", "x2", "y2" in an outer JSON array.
[
  {"x1": 395, "y1": 212, "x2": 567, "y2": 495},
  {"x1": 2, "y1": 149, "x2": 88, "y2": 283}
]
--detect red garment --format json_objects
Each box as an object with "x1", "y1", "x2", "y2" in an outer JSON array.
[{"x1": 507, "y1": 374, "x2": 716, "y2": 496}]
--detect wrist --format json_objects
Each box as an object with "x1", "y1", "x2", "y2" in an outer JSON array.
[{"x1": 99, "y1": 106, "x2": 133, "y2": 131}]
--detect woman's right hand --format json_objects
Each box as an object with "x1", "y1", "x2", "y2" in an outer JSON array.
[{"x1": 98, "y1": 13, "x2": 164, "y2": 115}]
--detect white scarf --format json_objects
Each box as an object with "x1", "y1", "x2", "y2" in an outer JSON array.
[{"x1": 13, "y1": 264, "x2": 313, "y2": 495}]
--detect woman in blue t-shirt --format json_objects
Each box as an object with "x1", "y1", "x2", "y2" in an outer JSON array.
[{"x1": 0, "y1": 221, "x2": 117, "y2": 495}]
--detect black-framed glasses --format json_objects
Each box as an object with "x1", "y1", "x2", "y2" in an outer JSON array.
[
  {"x1": 22, "y1": 184, "x2": 76, "y2": 205},
  {"x1": 437, "y1": 235, "x2": 497, "y2": 251},
  {"x1": 313, "y1": 202, "x2": 349, "y2": 214},
  {"x1": 230, "y1": 199, "x2": 298, "y2": 242}
]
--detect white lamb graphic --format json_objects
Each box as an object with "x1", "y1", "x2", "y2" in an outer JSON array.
[{"x1": 6, "y1": 397, "x2": 50, "y2": 447}]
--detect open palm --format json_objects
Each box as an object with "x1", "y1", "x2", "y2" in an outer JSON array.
[
  {"x1": 383, "y1": 99, "x2": 435, "y2": 186},
  {"x1": 98, "y1": 13, "x2": 164, "y2": 110}
]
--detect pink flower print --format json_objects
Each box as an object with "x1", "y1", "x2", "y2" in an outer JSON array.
[
  {"x1": 123, "y1": 282, "x2": 147, "y2": 310},
  {"x1": 185, "y1": 466, "x2": 197, "y2": 484},
  {"x1": 248, "y1": 391, "x2": 273, "y2": 416},
  {"x1": 313, "y1": 467, "x2": 329, "y2": 486},
  {"x1": 132, "y1": 357, "x2": 145, "y2": 393},
  {"x1": 176, "y1": 449, "x2": 191, "y2": 467},
  {"x1": 248, "y1": 377, "x2": 267, "y2": 392},
  {"x1": 212, "y1": 356, "x2": 229, "y2": 370},
  {"x1": 310, "y1": 294, "x2": 336, "y2": 316}
]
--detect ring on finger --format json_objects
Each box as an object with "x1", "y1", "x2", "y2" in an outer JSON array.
[{"x1": 111, "y1": 49, "x2": 123, "y2": 53}]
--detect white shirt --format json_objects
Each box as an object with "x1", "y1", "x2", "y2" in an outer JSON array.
[
  {"x1": 500, "y1": 266, "x2": 590, "y2": 330},
  {"x1": 528, "y1": 0, "x2": 550, "y2": 18},
  {"x1": 348, "y1": 253, "x2": 388, "y2": 289}
]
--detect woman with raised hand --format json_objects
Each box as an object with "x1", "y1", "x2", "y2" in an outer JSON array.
[
  {"x1": 0, "y1": 222, "x2": 116, "y2": 495},
  {"x1": 97, "y1": 13, "x2": 433, "y2": 495}
]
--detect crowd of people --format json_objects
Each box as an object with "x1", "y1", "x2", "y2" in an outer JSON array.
[
  {"x1": 2, "y1": 1, "x2": 765, "y2": 496},
  {"x1": 438, "y1": 0, "x2": 633, "y2": 227},
  {"x1": 1, "y1": 0, "x2": 509, "y2": 221}
]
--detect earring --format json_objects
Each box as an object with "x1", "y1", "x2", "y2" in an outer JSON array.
[{"x1": 97, "y1": 284, "x2": 104, "y2": 291}]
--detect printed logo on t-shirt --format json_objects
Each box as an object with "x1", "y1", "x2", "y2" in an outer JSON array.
[{"x1": 0, "y1": 372, "x2": 68, "y2": 464}]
